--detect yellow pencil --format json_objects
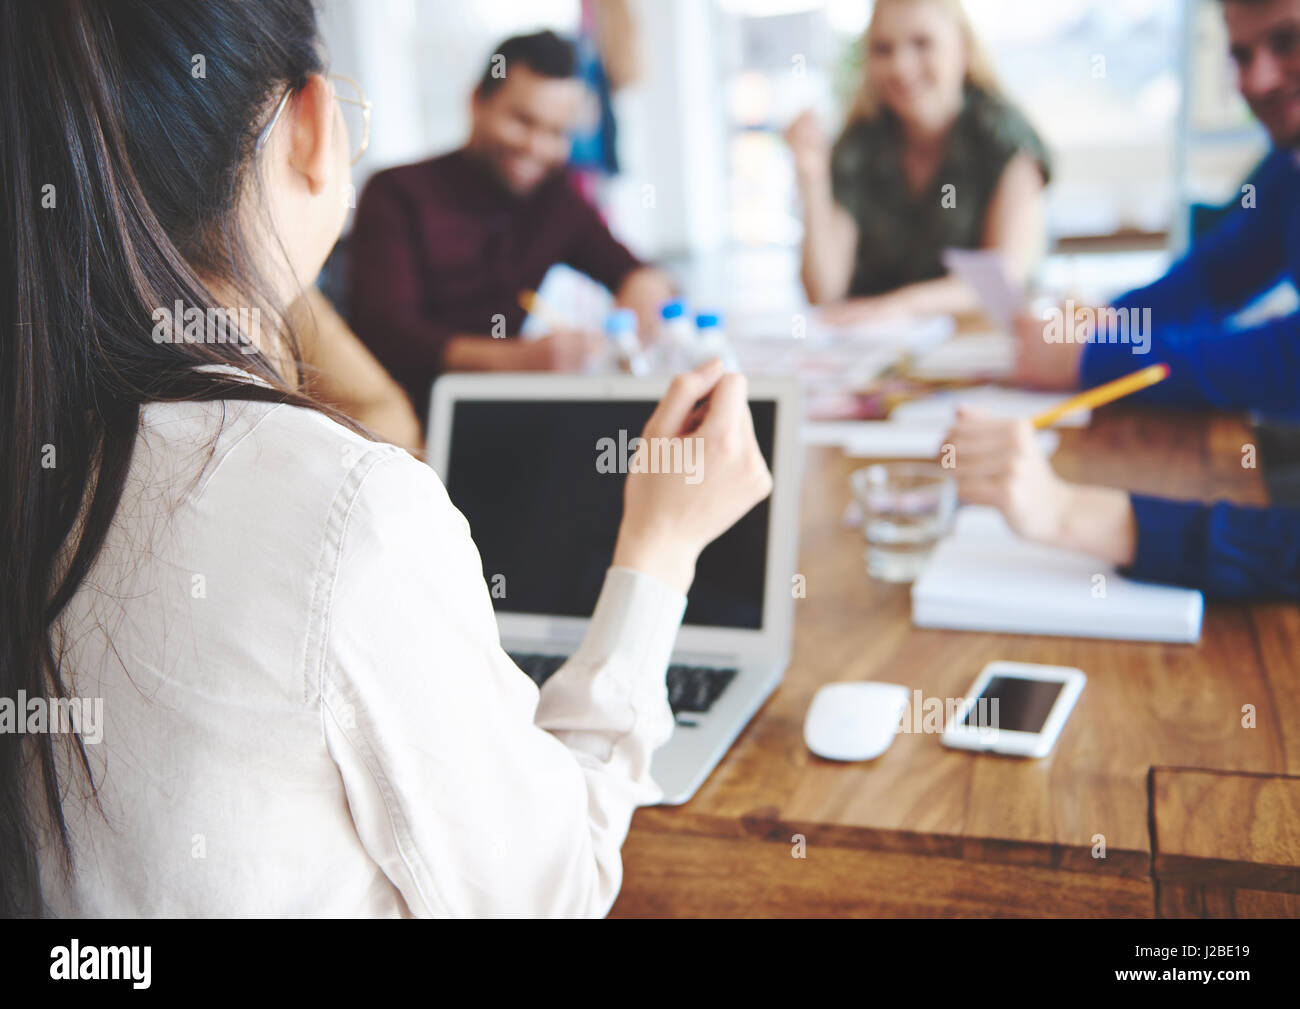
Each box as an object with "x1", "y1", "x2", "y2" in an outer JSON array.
[
  {"x1": 517, "y1": 289, "x2": 568, "y2": 331},
  {"x1": 1032, "y1": 362, "x2": 1170, "y2": 429}
]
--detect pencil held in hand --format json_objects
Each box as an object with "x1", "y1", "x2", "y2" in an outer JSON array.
[
  {"x1": 1032, "y1": 363, "x2": 1170, "y2": 430},
  {"x1": 517, "y1": 289, "x2": 568, "y2": 332}
]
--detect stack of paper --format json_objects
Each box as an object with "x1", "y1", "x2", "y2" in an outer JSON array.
[
  {"x1": 730, "y1": 310, "x2": 955, "y2": 351},
  {"x1": 802, "y1": 384, "x2": 1082, "y2": 457},
  {"x1": 889, "y1": 386, "x2": 1091, "y2": 428},
  {"x1": 911, "y1": 507, "x2": 1204, "y2": 643},
  {"x1": 803, "y1": 420, "x2": 1059, "y2": 459},
  {"x1": 907, "y1": 332, "x2": 1015, "y2": 381}
]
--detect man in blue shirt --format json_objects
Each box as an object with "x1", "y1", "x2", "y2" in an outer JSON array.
[{"x1": 950, "y1": 0, "x2": 1300, "y2": 599}]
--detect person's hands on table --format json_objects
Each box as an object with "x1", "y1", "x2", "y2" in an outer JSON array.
[
  {"x1": 944, "y1": 406, "x2": 1137, "y2": 567},
  {"x1": 517, "y1": 326, "x2": 606, "y2": 372},
  {"x1": 1010, "y1": 306, "x2": 1087, "y2": 390},
  {"x1": 816, "y1": 294, "x2": 909, "y2": 328}
]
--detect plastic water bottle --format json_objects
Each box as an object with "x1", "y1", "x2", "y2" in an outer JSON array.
[
  {"x1": 604, "y1": 308, "x2": 650, "y2": 376},
  {"x1": 657, "y1": 299, "x2": 696, "y2": 374},
  {"x1": 693, "y1": 310, "x2": 740, "y2": 371}
]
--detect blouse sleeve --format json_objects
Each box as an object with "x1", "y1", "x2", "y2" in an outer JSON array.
[
  {"x1": 975, "y1": 90, "x2": 1053, "y2": 186},
  {"x1": 314, "y1": 446, "x2": 686, "y2": 917}
]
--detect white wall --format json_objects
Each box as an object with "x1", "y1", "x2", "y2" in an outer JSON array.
[{"x1": 602, "y1": 0, "x2": 730, "y2": 259}]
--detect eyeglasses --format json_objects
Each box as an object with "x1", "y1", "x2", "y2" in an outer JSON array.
[{"x1": 254, "y1": 74, "x2": 371, "y2": 166}]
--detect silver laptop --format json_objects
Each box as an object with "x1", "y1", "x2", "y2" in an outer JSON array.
[{"x1": 427, "y1": 373, "x2": 802, "y2": 804}]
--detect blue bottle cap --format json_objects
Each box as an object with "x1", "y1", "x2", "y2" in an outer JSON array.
[
  {"x1": 695, "y1": 311, "x2": 722, "y2": 329},
  {"x1": 659, "y1": 299, "x2": 687, "y2": 320},
  {"x1": 604, "y1": 308, "x2": 638, "y2": 335}
]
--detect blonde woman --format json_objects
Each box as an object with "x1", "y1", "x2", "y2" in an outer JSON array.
[{"x1": 784, "y1": 0, "x2": 1051, "y2": 323}]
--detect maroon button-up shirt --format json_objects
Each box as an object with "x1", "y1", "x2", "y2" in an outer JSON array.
[{"x1": 348, "y1": 148, "x2": 643, "y2": 413}]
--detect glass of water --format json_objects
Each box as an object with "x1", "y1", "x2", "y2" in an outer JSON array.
[{"x1": 850, "y1": 463, "x2": 957, "y2": 583}]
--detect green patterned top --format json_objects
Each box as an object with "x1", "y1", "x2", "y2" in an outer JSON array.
[{"x1": 830, "y1": 85, "x2": 1051, "y2": 297}]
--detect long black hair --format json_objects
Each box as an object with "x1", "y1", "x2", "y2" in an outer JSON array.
[{"x1": 0, "y1": 0, "x2": 367, "y2": 916}]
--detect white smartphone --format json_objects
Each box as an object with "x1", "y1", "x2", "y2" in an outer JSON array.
[{"x1": 941, "y1": 661, "x2": 1085, "y2": 758}]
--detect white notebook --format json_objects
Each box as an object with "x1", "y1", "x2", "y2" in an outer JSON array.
[
  {"x1": 803, "y1": 420, "x2": 1059, "y2": 459},
  {"x1": 911, "y1": 507, "x2": 1204, "y2": 643}
]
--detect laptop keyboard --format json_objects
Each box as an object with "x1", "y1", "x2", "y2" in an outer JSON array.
[{"x1": 508, "y1": 652, "x2": 738, "y2": 716}]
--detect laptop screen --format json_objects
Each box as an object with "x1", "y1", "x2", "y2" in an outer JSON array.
[{"x1": 443, "y1": 398, "x2": 776, "y2": 630}]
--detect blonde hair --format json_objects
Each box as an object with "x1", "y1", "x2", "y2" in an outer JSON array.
[{"x1": 846, "y1": 0, "x2": 1002, "y2": 125}]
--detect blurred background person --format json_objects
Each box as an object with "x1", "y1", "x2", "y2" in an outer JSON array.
[
  {"x1": 955, "y1": 0, "x2": 1300, "y2": 600},
  {"x1": 290, "y1": 287, "x2": 423, "y2": 455},
  {"x1": 348, "y1": 30, "x2": 673, "y2": 415},
  {"x1": 568, "y1": 0, "x2": 643, "y2": 204},
  {"x1": 1013, "y1": 0, "x2": 1300, "y2": 403},
  {"x1": 784, "y1": 0, "x2": 1051, "y2": 324}
]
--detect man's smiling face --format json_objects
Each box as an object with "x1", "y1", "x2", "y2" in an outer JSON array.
[{"x1": 1225, "y1": 0, "x2": 1300, "y2": 146}]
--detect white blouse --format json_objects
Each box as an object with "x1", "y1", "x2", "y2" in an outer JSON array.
[{"x1": 37, "y1": 375, "x2": 686, "y2": 917}]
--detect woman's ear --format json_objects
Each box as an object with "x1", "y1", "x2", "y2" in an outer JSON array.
[{"x1": 287, "y1": 74, "x2": 335, "y2": 196}]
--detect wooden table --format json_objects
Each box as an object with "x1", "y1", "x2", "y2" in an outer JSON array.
[{"x1": 610, "y1": 405, "x2": 1300, "y2": 917}]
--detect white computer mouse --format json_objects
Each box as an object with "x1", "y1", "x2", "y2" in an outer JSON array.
[{"x1": 804, "y1": 682, "x2": 910, "y2": 761}]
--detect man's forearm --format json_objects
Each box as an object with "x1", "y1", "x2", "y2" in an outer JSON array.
[
  {"x1": 1080, "y1": 311, "x2": 1300, "y2": 414},
  {"x1": 1056, "y1": 484, "x2": 1137, "y2": 568}
]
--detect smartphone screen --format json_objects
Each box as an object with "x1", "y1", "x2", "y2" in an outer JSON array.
[{"x1": 961, "y1": 675, "x2": 1064, "y2": 734}]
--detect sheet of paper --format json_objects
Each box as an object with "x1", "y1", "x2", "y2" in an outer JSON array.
[
  {"x1": 907, "y1": 331, "x2": 1015, "y2": 381},
  {"x1": 890, "y1": 385, "x2": 1091, "y2": 428},
  {"x1": 815, "y1": 313, "x2": 956, "y2": 350},
  {"x1": 942, "y1": 249, "x2": 1024, "y2": 329},
  {"x1": 803, "y1": 420, "x2": 1059, "y2": 458},
  {"x1": 730, "y1": 310, "x2": 955, "y2": 352}
]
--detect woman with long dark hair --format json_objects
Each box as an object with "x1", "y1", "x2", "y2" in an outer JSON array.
[{"x1": 0, "y1": 0, "x2": 770, "y2": 917}]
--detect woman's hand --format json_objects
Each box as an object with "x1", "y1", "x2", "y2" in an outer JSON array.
[
  {"x1": 815, "y1": 294, "x2": 907, "y2": 327},
  {"x1": 783, "y1": 109, "x2": 831, "y2": 186},
  {"x1": 943, "y1": 406, "x2": 1137, "y2": 565},
  {"x1": 612, "y1": 360, "x2": 774, "y2": 593}
]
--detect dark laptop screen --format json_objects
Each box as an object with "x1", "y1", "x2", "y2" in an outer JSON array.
[{"x1": 443, "y1": 398, "x2": 776, "y2": 629}]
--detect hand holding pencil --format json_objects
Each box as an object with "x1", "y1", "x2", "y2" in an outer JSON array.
[
  {"x1": 1031, "y1": 363, "x2": 1170, "y2": 429},
  {"x1": 943, "y1": 363, "x2": 1167, "y2": 558},
  {"x1": 515, "y1": 288, "x2": 605, "y2": 372}
]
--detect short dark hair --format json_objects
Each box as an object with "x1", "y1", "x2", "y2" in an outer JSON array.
[{"x1": 476, "y1": 30, "x2": 576, "y2": 98}]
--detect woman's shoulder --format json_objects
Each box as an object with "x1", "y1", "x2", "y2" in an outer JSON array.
[
  {"x1": 137, "y1": 393, "x2": 433, "y2": 525},
  {"x1": 961, "y1": 87, "x2": 1052, "y2": 182}
]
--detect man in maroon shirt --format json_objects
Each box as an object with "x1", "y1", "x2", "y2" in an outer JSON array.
[{"x1": 349, "y1": 30, "x2": 673, "y2": 413}]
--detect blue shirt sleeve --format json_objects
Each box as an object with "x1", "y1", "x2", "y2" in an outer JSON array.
[
  {"x1": 1113, "y1": 150, "x2": 1291, "y2": 325},
  {"x1": 1077, "y1": 149, "x2": 1298, "y2": 412},
  {"x1": 1079, "y1": 311, "x2": 1300, "y2": 416},
  {"x1": 1128, "y1": 494, "x2": 1300, "y2": 599}
]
